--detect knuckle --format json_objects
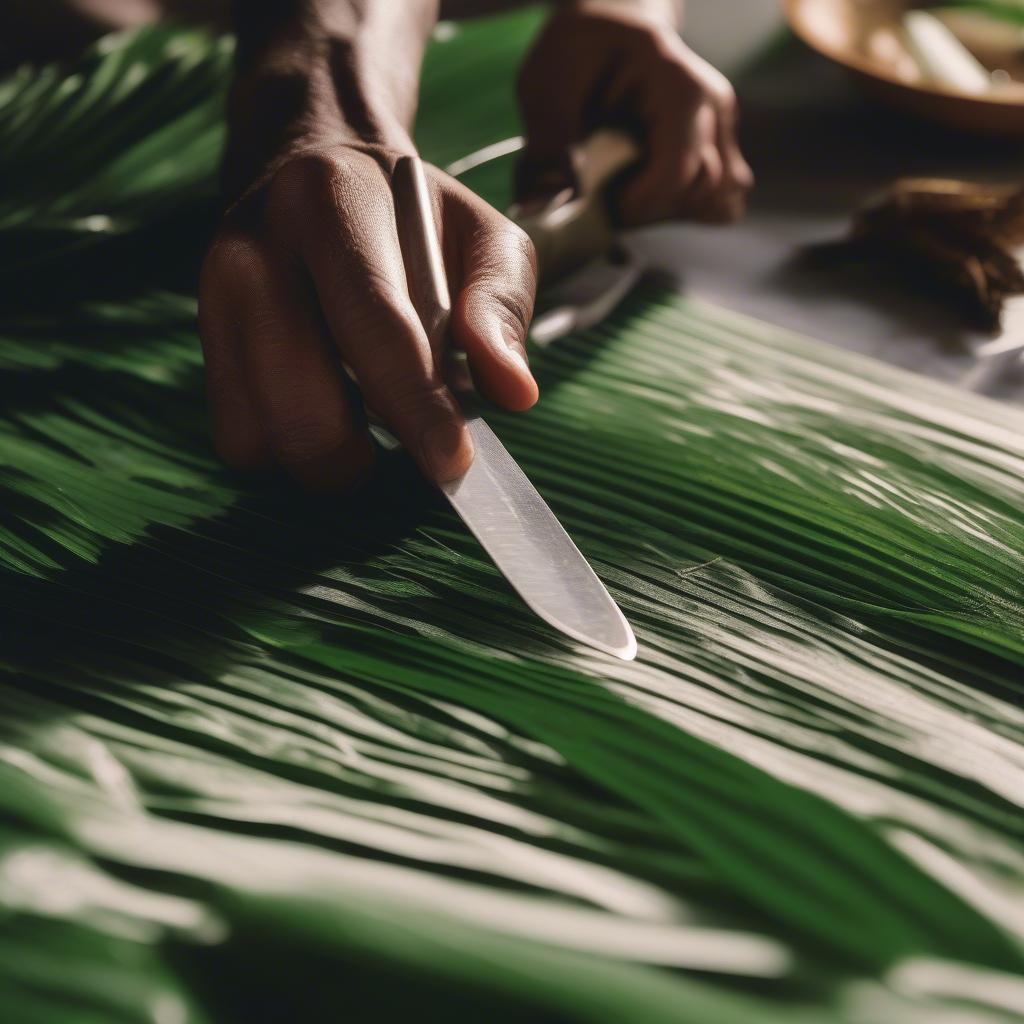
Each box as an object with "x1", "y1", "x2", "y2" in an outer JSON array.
[
  {"x1": 268, "y1": 413, "x2": 342, "y2": 464},
  {"x1": 246, "y1": 304, "x2": 283, "y2": 340},
  {"x1": 272, "y1": 151, "x2": 342, "y2": 201},
  {"x1": 466, "y1": 221, "x2": 537, "y2": 338},
  {"x1": 201, "y1": 231, "x2": 259, "y2": 286},
  {"x1": 265, "y1": 151, "x2": 362, "y2": 232},
  {"x1": 505, "y1": 221, "x2": 538, "y2": 275},
  {"x1": 374, "y1": 372, "x2": 448, "y2": 423},
  {"x1": 475, "y1": 218, "x2": 538, "y2": 283},
  {"x1": 343, "y1": 283, "x2": 409, "y2": 342},
  {"x1": 364, "y1": 368, "x2": 452, "y2": 432},
  {"x1": 491, "y1": 282, "x2": 534, "y2": 340},
  {"x1": 699, "y1": 69, "x2": 737, "y2": 110},
  {"x1": 357, "y1": 273, "x2": 407, "y2": 314}
]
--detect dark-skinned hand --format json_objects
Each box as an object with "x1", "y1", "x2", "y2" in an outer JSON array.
[
  {"x1": 200, "y1": 143, "x2": 537, "y2": 489},
  {"x1": 517, "y1": 2, "x2": 753, "y2": 225}
]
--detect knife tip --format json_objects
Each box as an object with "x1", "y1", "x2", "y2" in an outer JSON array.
[
  {"x1": 578, "y1": 615, "x2": 637, "y2": 661},
  {"x1": 606, "y1": 630, "x2": 638, "y2": 661},
  {"x1": 537, "y1": 612, "x2": 637, "y2": 661}
]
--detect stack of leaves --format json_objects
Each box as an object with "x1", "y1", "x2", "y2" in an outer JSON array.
[{"x1": 1, "y1": 10, "x2": 1023, "y2": 1024}]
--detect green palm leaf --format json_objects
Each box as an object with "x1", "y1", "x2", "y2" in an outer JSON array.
[{"x1": 1, "y1": 10, "x2": 1023, "y2": 1024}]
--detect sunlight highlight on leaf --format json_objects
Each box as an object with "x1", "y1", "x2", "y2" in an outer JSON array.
[{"x1": 0, "y1": 10, "x2": 1022, "y2": 1024}]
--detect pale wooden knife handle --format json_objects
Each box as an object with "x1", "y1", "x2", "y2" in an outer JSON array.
[
  {"x1": 392, "y1": 155, "x2": 451, "y2": 357},
  {"x1": 574, "y1": 128, "x2": 642, "y2": 198},
  {"x1": 392, "y1": 154, "x2": 477, "y2": 398},
  {"x1": 516, "y1": 129, "x2": 641, "y2": 284}
]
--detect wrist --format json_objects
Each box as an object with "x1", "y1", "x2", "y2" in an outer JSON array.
[
  {"x1": 227, "y1": 44, "x2": 415, "y2": 147},
  {"x1": 224, "y1": 47, "x2": 417, "y2": 201},
  {"x1": 224, "y1": 1, "x2": 434, "y2": 200}
]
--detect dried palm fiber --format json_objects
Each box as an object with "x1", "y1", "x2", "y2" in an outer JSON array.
[
  {"x1": 807, "y1": 176, "x2": 1024, "y2": 330},
  {"x1": 1, "y1": 10, "x2": 1023, "y2": 1024}
]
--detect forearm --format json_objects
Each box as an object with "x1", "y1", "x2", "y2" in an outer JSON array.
[{"x1": 225, "y1": 0, "x2": 438, "y2": 197}]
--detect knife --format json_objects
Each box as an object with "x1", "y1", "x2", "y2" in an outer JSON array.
[
  {"x1": 447, "y1": 129, "x2": 646, "y2": 345},
  {"x1": 391, "y1": 154, "x2": 637, "y2": 661}
]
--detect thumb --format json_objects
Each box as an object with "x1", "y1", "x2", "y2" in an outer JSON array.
[{"x1": 447, "y1": 194, "x2": 539, "y2": 412}]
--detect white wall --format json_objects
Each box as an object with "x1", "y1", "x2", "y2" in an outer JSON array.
[{"x1": 682, "y1": 0, "x2": 783, "y2": 73}]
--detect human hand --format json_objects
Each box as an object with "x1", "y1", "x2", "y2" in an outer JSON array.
[
  {"x1": 199, "y1": 142, "x2": 538, "y2": 489},
  {"x1": 516, "y1": 1, "x2": 753, "y2": 226}
]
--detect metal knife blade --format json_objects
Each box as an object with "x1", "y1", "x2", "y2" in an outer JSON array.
[
  {"x1": 392, "y1": 154, "x2": 637, "y2": 660},
  {"x1": 443, "y1": 407, "x2": 636, "y2": 661}
]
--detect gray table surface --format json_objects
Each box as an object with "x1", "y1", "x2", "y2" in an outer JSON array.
[{"x1": 632, "y1": 0, "x2": 1024, "y2": 403}]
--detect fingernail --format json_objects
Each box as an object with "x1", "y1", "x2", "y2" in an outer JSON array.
[{"x1": 421, "y1": 420, "x2": 470, "y2": 482}]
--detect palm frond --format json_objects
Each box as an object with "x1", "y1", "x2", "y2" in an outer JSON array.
[{"x1": 1, "y1": 11, "x2": 1022, "y2": 1024}]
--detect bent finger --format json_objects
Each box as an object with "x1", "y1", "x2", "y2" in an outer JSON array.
[
  {"x1": 279, "y1": 154, "x2": 473, "y2": 483},
  {"x1": 232, "y1": 234, "x2": 373, "y2": 489},
  {"x1": 198, "y1": 233, "x2": 271, "y2": 471},
  {"x1": 617, "y1": 104, "x2": 713, "y2": 225}
]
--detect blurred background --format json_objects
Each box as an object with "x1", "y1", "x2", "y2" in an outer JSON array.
[
  {"x1": 2, "y1": 6, "x2": 1024, "y2": 1024},
  {"x1": 647, "y1": 0, "x2": 1024, "y2": 402},
  {"x1": 4, "y1": 1, "x2": 1023, "y2": 398}
]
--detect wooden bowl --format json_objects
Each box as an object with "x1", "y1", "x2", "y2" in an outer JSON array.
[{"x1": 783, "y1": 0, "x2": 1024, "y2": 136}]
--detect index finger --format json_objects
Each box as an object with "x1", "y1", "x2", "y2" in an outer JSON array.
[{"x1": 268, "y1": 153, "x2": 473, "y2": 483}]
